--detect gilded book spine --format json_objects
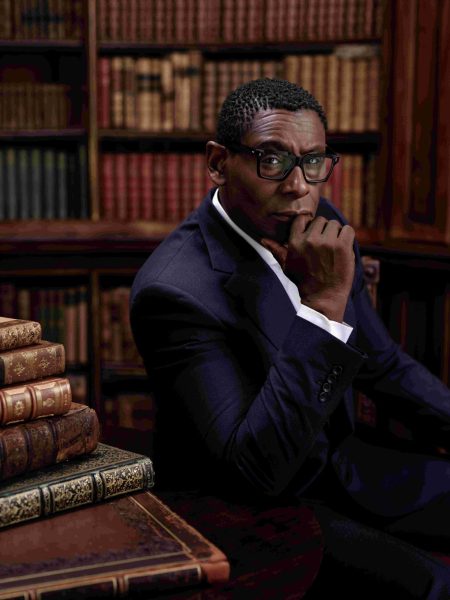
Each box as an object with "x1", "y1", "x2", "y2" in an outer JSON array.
[
  {"x1": 0, "y1": 341, "x2": 65, "y2": 386},
  {"x1": 0, "y1": 404, "x2": 99, "y2": 481},
  {"x1": 0, "y1": 317, "x2": 41, "y2": 351},
  {"x1": 0, "y1": 458, "x2": 154, "y2": 528},
  {"x1": 0, "y1": 377, "x2": 72, "y2": 425}
]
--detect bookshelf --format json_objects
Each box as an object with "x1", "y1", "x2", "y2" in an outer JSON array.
[{"x1": 0, "y1": 0, "x2": 448, "y2": 454}]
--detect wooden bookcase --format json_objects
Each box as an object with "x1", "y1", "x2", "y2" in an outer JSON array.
[{"x1": 0, "y1": 0, "x2": 448, "y2": 454}]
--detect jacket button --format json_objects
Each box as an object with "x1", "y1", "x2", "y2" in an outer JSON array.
[
  {"x1": 319, "y1": 391, "x2": 329, "y2": 403},
  {"x1": 326, "y1": 373, "x2": 337, "y2": 384},
  {"x1": 322, "y1": 382, "x2": 332, "y2": 392},
  {"x1": 332, "y1": 365, "x2": 343, "y2": 376}
]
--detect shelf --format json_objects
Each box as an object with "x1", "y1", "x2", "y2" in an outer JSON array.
[
  {"x1": 0, "y1": 129, "x2": 86, "y2": 140},
  {"x1": 0, "y1": 221, "x2": 174, "y2": 254},
  {"x1": 98, "y1": 39, "x2": 382, "y2": 54},
  {"x1": 0, "y1": 39, "x2": 83, "y2": 50},
  {"x1": 99, "y1": 130, "x2": 381, "y2": 146}
]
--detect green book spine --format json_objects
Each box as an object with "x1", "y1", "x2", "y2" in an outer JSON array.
[
  {"x1": 5, "y1": 148, "x2": 17, "y2": 220},
  {"x1": 0, "y1": 443, "x2": 154, "y2": 529}
]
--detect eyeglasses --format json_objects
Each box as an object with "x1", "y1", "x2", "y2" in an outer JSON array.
[{"x1": 227, "y1": 143, "x2": 340, "y2": 183}]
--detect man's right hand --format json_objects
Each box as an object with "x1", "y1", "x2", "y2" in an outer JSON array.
[{"x1": 261, "y1": 215, "x2": 356, "y2": 323}]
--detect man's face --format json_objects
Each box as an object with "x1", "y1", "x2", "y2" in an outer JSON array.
[{"x1": 219, "y1": 109, "x2": 326, "y2": 244}]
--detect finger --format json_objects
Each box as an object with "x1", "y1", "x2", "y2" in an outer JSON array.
[
  {"x1": 337, "y1": 223, "x2": 355, "y2": 241},
  {"x1": 291, "y1": 215, "x2": 327, "y2": 238},
  {"x1": 260, "y1": 237, "x2": 288, "y2": 267}
]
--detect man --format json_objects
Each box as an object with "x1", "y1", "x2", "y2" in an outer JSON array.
[{"x1": 131, "y1": 79, "x2": 450, "y2": 597}]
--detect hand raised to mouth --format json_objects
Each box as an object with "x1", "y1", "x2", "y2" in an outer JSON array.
[{"x1": 261, "y1": 215, "x2": 355, "y2": 323}]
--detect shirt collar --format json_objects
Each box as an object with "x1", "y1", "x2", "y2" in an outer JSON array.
[{"x1": 211, "y1": 189, "x2": 279, "y2": 267}]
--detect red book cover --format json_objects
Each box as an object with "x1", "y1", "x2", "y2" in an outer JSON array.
[
  {"x1": 179, "y1": 153, "x2": 193, "y2": 220},
  {"x1": 97, "y1": 57, "x2": 111, "y2": 129},
  {"x1": 100, "y1": 153, "x2": 115, "y2": 219},
  {"x1": 97, "y1": 0, "x2": 108, "y2": 40},
  {"x1": 108, "y1": 0, "x2": 121, "y2": 40},
  {"x1": 152, "y1": 153, "x2": 166, "y2": 221},
  {"x1": 165, "y1": 153, "x2": 179, "y2": 223},
  {"x1": 115, "y1": 153, "x2": 128, "y2": 220},
  {"x1": 330, "y1": 155, "x2": 343, "y2": 211},
  {"x1": 140, "y1": 152, "x2": 154, "y2": 220},
  {"x1": 127, "y1": 152, "x2": 141, "y2": 221},
  {"x1": 222, "y1": 0, "x2": 235, "y2": 42}
]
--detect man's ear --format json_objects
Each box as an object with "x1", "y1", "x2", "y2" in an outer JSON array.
[{"x1": 206, "y1": 141, "x2": 228, "y2": 186}]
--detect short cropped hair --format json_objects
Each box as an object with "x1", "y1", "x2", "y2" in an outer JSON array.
[{"x1": 216, "y1": 78, "x2": 328, "y2": 148}]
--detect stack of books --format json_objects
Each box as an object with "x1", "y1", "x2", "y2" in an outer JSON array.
[
  {"x1": 0, "y1": 316, "x2": 154, "y2": 529},
  {"x1": 0, "y1": 316, "x2": 230, "y2": 598}
]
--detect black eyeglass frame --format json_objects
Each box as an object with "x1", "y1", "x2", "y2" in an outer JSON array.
[{"x1": 227, "y1": 142, "x2": 340, "y2": 183}]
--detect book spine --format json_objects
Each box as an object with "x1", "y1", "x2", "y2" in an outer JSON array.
[
  {"x1": 0, "y1": 457, "x2": 154, "y2": 528},
  {"x1": 0, "y1": 377, "x2": 72, "y2": 425},
  {"x1": 0, "y1": 342, "x2": 65, "y2": 386},
  {"x1": 0, "y1": 405, "x2": 99, "y2": 481},
  {"x1": 0, "y1": 319, "x2": 41, "y2": 351}
]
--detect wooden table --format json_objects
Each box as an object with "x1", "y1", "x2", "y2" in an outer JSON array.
[{"x1": 157, "y1": 489, "x2": 324, "y2": 599}]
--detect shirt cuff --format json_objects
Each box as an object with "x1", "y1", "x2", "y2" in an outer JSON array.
[{"x1": 296, "y1": 303, "x2": 353, "y2": 343}]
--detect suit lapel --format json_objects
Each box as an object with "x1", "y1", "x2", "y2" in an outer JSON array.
[{"x1": 198, "y1": 191, "x2": 296, "y2": 350}]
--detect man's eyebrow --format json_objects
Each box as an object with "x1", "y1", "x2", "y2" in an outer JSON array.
[{"x1": 255, "y1": 141, "x2": 326, "y2": 154}]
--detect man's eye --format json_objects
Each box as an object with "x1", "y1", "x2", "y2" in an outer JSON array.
[
  {"x1": 305, "y1": 155, "x2": 325, "y2": 166},
  {"x1": 261, "y1": 153, "x2": 283, "y2": 166}
]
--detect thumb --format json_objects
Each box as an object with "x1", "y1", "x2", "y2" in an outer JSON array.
[{"x1": 260, "y1": 237, "x2": 288, "y2": 268}]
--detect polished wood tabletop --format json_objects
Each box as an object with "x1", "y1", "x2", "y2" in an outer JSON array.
[{"x1": 157, "y1": 489, "x2": 324, "y2": 599}]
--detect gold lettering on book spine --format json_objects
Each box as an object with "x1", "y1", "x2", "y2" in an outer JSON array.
[
  {"x1": 51, "y1": 476, "x2": 95, "y2": 512},
  {"x1": 0, "y1": 489, "x2": 41, "y2": 527},
  {"x1": 103, "y1": 464, "x2": 146, "y2": 498}
]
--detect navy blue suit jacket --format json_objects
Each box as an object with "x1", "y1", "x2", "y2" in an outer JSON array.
[{"x1": 131, "y1": 190, "x2": 450, "y2": 518}]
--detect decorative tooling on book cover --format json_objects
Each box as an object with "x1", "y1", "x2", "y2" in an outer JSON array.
[
  {"x1": 0, "y1": 444, "x2": 154, "y2": 528},
  {"x1": 0, "y1": 341, "x2": 65, "y2": 385},
  {"x1": 0, "y1": 318, "x2": 41, "y2": 351},
  {"x1": 0, "y1": 491, "x2": 230, "y2": 598}
]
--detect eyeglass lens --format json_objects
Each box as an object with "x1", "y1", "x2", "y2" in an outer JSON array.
[{"x1": 259, "y1": 152, "x2": 334, "y2": 181}]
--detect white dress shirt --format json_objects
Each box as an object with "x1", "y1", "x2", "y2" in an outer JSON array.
[{"x1": 212, "y1": 189, "x2": 353, "y2": 343}]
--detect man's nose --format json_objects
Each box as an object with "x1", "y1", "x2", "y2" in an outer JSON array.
[{"x1": 279, "y1": 165, "x2": 309, "y2": 196}]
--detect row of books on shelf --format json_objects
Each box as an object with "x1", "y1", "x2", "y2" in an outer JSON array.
[
  {"x1": 0, "y1": 0, "x2": 83, "y2": 40},
  {"x1": 104, "y1": 390, "x2": 155, "y2": 432},
  {"x1": 321, "y1": 153, "x2": 378, "y2": 228},
  {"x1": 101, "y1": 152, "x2": 209, "y2": 222},
  {"x1": 0, "y1": 83, "x2": 70, "y2": 130},
  {"x1": 0, "y1": 284, "x2": 88, "y2": 365},
  {"x1": 0, "y1": 145, "x2": 88, "y2": 220},
  {"x1": 100, "y1": 286, "x2": 141, "y2": 364},
  {"x1": 0, "y1": 316, "x2": 230, "y2": 597},
  {"x1": 98, "y1": 48, "x2": 380, "y2": 133},
  {"x1": 97, "y1": 0, "x2": 384, "y2": 43}
]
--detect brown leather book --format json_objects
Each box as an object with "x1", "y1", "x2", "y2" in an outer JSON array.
[
  {"x1": 0, "y1": 317, "x2": 41, "y2": 352},
  {"x1": 0, "y1": 376, "x2": 72, "y2": 425},
  {"x1": 0, "y1": 490, "x2": 230, "y2": 598},
  {"x1": 0, "y1": 340, "x2": 65, "y2": 386},
  {"x1": 0, "y1": 402, "x2": 99, "y2": 481}
]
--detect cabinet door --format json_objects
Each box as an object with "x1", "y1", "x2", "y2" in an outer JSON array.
[{"x1": 389, "y1": 0, "x2": 450, "y2": 244}]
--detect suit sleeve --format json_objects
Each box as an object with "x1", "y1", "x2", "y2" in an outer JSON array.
[
  {"x1": 131, "y1": 281, "x2": 366, "y2": 496},
  {"x1": 351, "y1": 259, "x2": 450, "y2": 445}
]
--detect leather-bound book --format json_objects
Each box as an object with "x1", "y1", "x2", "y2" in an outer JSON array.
[
  {"x1": 0, "y1": 376, "x2": 72, "y2": 425},
  {"x1": 0, "y1": 340, "x2": 65, "y2": 386},
  {"x1": 0, "y1": 490, "x2": 230, "y2": 598},
  {"x1": 0, "y1": 402, "x2": 99, "y2": 481},
  {"x1": 0, "y1": 443, "x2": 154, "y2": 529},
  {"x1": 0, "y1": 317, "x2": 41, "y2": 352}
]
